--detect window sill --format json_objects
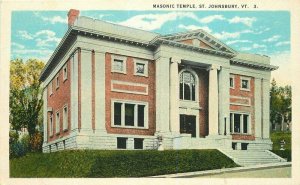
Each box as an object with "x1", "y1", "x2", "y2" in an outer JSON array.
[
  {"x1": 134, "y1": 73, "x2": 148, "y2": 78},
  {"x1": 231, "y1": 133, "x2": 252, "y2": 135},
  {"x1": 111, "y1": 125, "x2": 148, "y2": 130},
  {"x1": 111, "y1": 70, "x2": 126, "y2": 75},
  {"x1": 240, "y1": 88, "x2": 250, "y2": 92}
]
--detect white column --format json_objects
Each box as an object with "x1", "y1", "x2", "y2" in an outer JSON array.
[
  {"x1": 255, "y1": 77, "x2": 262, "y2": 138},
  {"x1": 95, "y1": 52, "x2": 106, "y2": 133},
  {"x1": 43, "y1": 87, "x2": 47, "y2": 143},
  {"x1": 262, "y1": 78, "x2": 270, "y2": 139},
  {"x1": 208, "y1": 64, "x2": 220, "y2": 135},
  {"x1": 71, "y1": 52, "x2": 79, "y2": 131},
  {"x1": 218, "y1": 66, "x2": 230, "y2": 135},
  {"x1": 80, "y1": 50, "x2": 92, "y2": 131},
  {"x1": 169, "y1": 57, "x2": 180, "y2": 134},
  {"x1": 155, "y1": 57, "x2": 170, "y2": 134}
]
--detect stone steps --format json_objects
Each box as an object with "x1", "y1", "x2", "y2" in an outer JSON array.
[{"x1": 220, "y1": 149, "x2": 287, "y2": 167}]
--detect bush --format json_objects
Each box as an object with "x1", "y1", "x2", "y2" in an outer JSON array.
[
  {"x1": 10, "y1": 141, "x2": 27, "y2": 159},
  {"x1": 271, "y1": 132, "x2": 291, "y2": 150},
  {"x1": 9, "y1": 131, "x2": 30, "y2": 159},
  {"x1": 272, "y1": 150, "x2": 291, "y2": 162},
  {"x1": 10, "y1": 149, "x2": 239, "y2": 177},
  {"x1": 30, "y1": 132, "x2": 43, "y2": 152}
]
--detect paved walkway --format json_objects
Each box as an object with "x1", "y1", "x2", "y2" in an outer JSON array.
[
  {"x1": 151, "y1": 162, "x2": 291, "y2": 178},
  {"x1": 195, "y1": 166, "x2": 291, "y2": 178}
]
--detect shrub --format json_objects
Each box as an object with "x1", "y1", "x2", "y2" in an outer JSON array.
[
  {"x1": 30, "y1": 132, "x2": 43, "y2": 152},
  {"x1": 10, "y1": 141, "x2": 27, "y2": 159},
  {"x1": 10, "y1": 149, "x2": 238, "y2": 177},
  {"x1": 272, "y1": 150, "x2": 291, "y2": 162},
  {"x1": 20, "y1": 134, "x2": 30, "y2": 153}
]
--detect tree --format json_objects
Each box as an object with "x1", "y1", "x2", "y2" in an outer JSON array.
[
  {"x1": 10, "y1": 59, "x2": 45, "y2": 138},
  {"x1": 270, "y1": 78, "x2": 291, "y2": 131}
]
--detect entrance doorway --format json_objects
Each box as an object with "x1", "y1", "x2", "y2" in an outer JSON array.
[{"x1": 180, "y1": 115, "x2": 196, "y2": 137}]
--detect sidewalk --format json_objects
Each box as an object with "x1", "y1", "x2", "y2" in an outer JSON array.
[{"x1": 151, "y1": 162, "x2": 291, "y2": 178}]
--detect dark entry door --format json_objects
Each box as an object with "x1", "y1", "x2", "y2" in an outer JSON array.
[{"x1": 180, "y1": 115, "x2": 196, "y2": 137}]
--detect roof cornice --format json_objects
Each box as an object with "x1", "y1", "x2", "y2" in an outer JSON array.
[{"x1": 230, "y1": 58, "x2": 278, "y2": 71}]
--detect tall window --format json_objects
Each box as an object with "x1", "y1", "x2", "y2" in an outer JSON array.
[
  {"x1": 180, "y1": 71, "x2": 196, "y2": 101},
  {"x1": 112, "y1": 101, "x2": 147, "y2": 128},
  {"x1": 63, "y1": 106, "x2": 68, "y2": 131},
  {"x1": 230, "y1": 113, "x2": 250, "y2": 134},
  {"x1": 56, "y1": 111, "x2": 60, "y2": 134},
  {"x1": 49, "y1": 114, "x2": 53, "y2": 136}
]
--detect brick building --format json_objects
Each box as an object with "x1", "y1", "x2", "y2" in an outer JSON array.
[{"x1": 40, "y1": 10, "x2": 282, "y2": 165}]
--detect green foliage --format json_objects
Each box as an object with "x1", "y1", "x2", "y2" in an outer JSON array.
[
  {"x1": 30, "y1": 132, "x2": 43, "y2": 152},
  {"x1": 270, "y1": 78, "x2": 291, "y2": 131},
  {"x1": 271, "y1": 132, "x2": 291, "y2": 150},
  {"x1": 271, "y1": 150, "x2": 291, "y2": 162},
  {"x1": 10, "y1": 150, "x2": 238, "y2": 177},
  {"x1": 10, "y1": 59, "x2": 45, "y2": 139}
]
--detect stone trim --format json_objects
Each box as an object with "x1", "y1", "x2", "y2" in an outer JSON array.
[{"x1": 111, "y1": 80, "x2": 148, "y2": 95}]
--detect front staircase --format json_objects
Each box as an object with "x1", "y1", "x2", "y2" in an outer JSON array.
[{"x1": 220, "y1": 149, "x2": 287, "y2": 166}]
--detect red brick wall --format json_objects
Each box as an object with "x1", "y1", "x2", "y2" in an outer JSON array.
[
  {"x1": 196, "y1": 69, "x2": 209, "y2": 137},
  {"x1": 230, "y1": 74, "x2": 255, "y2": 140},
  {"x1": 178, "y1": 67, "x2": 209, "y2": 137},
  {"x1": 47, "y1": 59, "x2": 71, "y2": 142},
  {"x1": 105, "y1": 53, "x2": 156, "y2": 135},
  {"x1": 180, "y1": 39, "x2": 213, "y2": 49}
]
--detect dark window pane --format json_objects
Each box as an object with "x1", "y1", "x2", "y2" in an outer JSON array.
[
  {"x1": 134, "y1": 138, "x2": 143, "y2": 149},
  {"x1": 125, "y1": 104, "x2": 134, "y2": 126},
  {"x1": 114, "y1": 103, "x2": 122, "y2": 125},
  {"x1": 136, "y1": 63, "x2": 145, "y2": 74},
  {"x1": 137, "y1": 105, "x2": 145, "y2": 127},
  {"x1": 243, "y1": 115, "x2": 248, "y2": 133},
  {"x1": 184, "y1": 84, "x2": 191, "y2": 100},
  {"x1": 230, "y1": 78, "x2": 233, "y2": 87},
  {"x1": 234, "y1": 114, "x2": 241, "y2": 133},
  {"x1": 242, "y1": 80, "x2": 249, "y2": 89},
  {"x1": 192, "y1": 85, "x2": 195, "y2": 101},
  {"x1": 117, "y1": 137, "x2": 127, "y2": 149},
  {"x1": 180, "y1": 83, "x2": 183, "y2": 99},
  {"x1": 230, "y1": 113, "x2": 232, "y2": 133}
]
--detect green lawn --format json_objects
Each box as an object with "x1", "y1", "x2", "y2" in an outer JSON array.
[
  {"x1": 270, "y1": 131, "x2": 291, "y2": 161},
  {"x1": 10, "y1": 149, "x2": 238, "y2": 177}
]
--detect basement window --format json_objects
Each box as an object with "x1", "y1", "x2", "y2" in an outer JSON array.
[
  {"x1": 241, "y1": 143, "x2": 248, "y2": 150},
  {"x1": 117, "y1": 137, "x2": 127, "y2": 149},
  {"x1": 134, "y1": 138, "x2": 143, "y2": 149}
]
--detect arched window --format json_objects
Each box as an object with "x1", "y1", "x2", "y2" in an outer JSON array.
[{"x1": 180, "y1": 71, "x2": 196, "y2": 101}]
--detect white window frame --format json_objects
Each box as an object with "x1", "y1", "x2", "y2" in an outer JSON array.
[
  {"x1": 63, "y1": 105, "x2": 68, "y2": 131},
  {"x1": 49, "y1": 113, "x2": 53, "y2": 137},
  {"x1": 230, "y1": 112, "x2": 251, "y2": 134},
  {"x1": 240, "y1": 76, "x2": 251, "y2": 91},
  {"x1": 179, "y1": 69, "x2": 199, "y2": 102},
  {"x1": 230, "y1": 75, "x2": 235, "y2": 89},
  {"x1": 134, "y1": 59, "x2": 148, "y2": 77},
  {"x1": 56, "y1": 110, "x2": 60, "y2": 134},
  {"x1": 49, "y1": 81, "x2": 53, "y2": 96},
  {"x1": 63, "y1": 64, "x2": 68, "y2": 81},
  {"x1": 56, "y1": 75, "x2": 60, "y2": 90},
  {"x1": 111, "y1": 55, "x2": 127, "y2": 74},
  {"x1": 111, "y1": 99, "x2": 148, "y2": 129}
]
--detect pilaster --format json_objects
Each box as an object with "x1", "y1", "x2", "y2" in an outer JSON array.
[{"x1": 208, "y1": 64, "x2": 220, "y2": 136}]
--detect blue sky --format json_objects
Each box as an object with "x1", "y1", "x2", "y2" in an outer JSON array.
[{"x1": 11, "y1": 10, "x2": 291, "y2": 85}]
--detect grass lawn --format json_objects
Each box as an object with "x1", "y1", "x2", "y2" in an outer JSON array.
[
  {"x1": 10, "y1": 149, "x2": 238, "y2": 177},
  {"x1": 270, "y1": 131, "x2": 291, "y2": 161}
]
